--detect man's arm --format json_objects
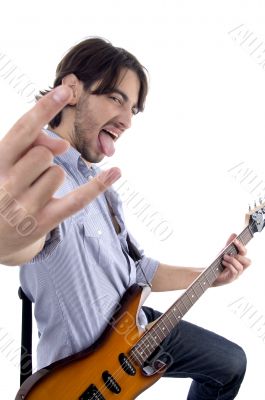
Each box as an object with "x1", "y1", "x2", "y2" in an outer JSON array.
[
  {"x1": 151, "y1": 263, "x2": 203, "y2": 292},
  {"x1": 0, "y1": 86, "x2": 121, "y2": 266},
  {"x1": 151, "y1": 234, "x2": 251, "y2": 292}
]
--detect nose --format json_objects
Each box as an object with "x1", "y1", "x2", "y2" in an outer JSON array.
[{"x1": 118, "y1": 107, "x2": 132, "y2": 130}]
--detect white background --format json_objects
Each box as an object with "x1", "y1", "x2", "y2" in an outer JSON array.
[{"x1": 0, "y1": 0, "x2": 265, "y2": 398}]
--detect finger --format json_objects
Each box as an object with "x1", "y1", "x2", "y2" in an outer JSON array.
[
  {"x1": 18, "y1": 164, "x2": 66, "y2": 215},
  {"x1": 0, "y1": 86, "x2": 72, "y2": 169},
  {"x1": 233, "y1": 238, "x2": 247, "y2": 256},
  {"x1": 3, "y1": 146, "x2": 55, "y2": 195},
  {"x1": 223, "y1": 254, "x2": 244, "y2": 273},
  {"x1": 222, "y1": 260, "x2": 240, "y2": 278},
  {"x1": 33, "y1": 130, "x2": 70, "y2": 156},
  {"x1": 36, "y1": 167, "x2": 121, "y2": 234},
  {"x1": 231, "y1": 254, "x2": 251, "y2": 268}
]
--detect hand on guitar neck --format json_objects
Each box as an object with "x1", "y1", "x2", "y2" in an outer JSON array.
[{"x1": 213, "y1": 233, "x2": 251, "y2": 286}]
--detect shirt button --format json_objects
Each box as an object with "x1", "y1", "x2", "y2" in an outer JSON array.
[{"x1": 98, "y1": 230, "x2": 102, "y2": 235}]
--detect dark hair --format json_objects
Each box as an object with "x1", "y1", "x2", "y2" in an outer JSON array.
[{"x1": 38, "y1": 37, "x2": 149, "y2": 128}]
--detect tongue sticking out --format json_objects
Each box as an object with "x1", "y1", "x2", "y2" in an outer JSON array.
[{"x1": 98, "y1": 130, "x2": 115, "y2": 157}]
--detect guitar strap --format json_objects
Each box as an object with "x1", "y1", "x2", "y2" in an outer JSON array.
[
  {"x1": 18, "y1": 233, "x2": 143, "y2": 385},
  {"x1": 18, "y1": 287, "x2": 32, "y2": 386}
]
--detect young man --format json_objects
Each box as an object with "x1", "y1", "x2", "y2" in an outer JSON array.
[{"x1": 17, "y1": 38, "x2": 250, "y2": 399}]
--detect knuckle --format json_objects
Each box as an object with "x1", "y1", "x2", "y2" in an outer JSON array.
[
  {"x1": 13, "y1": 117, "x2": 30, "y2": 136},
  {"x1": 49, "y1": 164, "x2": 65, "y2": 179},
  {"x1": 14, "y1": 110, "x2": 40, "y2": 139},
  {"x1": 94, "y1": 175, "x2": 108, "y2": 192},
  {"x1": 3, "y1": 171, "x2": 17, "y2": 189},
  {"x1": 31, "y1": 145, "x2": 53, "y2": 163},
  {"x1": 68, "y1": 193, "x2": 85, "y2": 212}
]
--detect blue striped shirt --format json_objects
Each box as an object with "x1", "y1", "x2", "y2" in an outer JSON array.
[{"x1": 19, "y1": 129, "x2": 159, "y2": 370}]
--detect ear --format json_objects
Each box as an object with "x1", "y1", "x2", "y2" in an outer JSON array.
[{"x1": 61, "y1": 74, "x2": 82, "y2": 105}]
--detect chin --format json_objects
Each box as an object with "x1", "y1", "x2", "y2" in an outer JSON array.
[{"x1": 84, "y1": 152, "x2": 105, "y2": 164}]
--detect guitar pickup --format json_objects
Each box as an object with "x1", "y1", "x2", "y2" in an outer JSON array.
[{"x1": 79, "y1": 383, "x2": 105, "y2": 400}]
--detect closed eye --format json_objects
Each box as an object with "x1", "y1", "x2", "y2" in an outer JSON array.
[
  {"x1": 109, "y1": 96, "x2": 122, "y2": 105},
  {"x1": 109, "y1": 93, "x2": 138, "y2": 116}
]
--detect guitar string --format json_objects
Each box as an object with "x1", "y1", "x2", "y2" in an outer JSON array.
[{"x1": 82, "y1": 222, "x2": 256, "y2": 398}]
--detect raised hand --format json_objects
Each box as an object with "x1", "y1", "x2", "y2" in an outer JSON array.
[{"x1": 0, "y1": 86, "x2": 121, "y2": 265}]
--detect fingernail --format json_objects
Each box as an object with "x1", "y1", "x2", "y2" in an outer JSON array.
[
  {"x1": 104, "y1": 167, "x2": 121, "y2": 183},
  {"x1": 52, "y1": 86, "x2": 71, "y2": 103},
  {"x1": 98, "y1": 168, "x2": 121, "y2": 187}
]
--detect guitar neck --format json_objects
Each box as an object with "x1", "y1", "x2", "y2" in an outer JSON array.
[{"x1": 130, "y1": 225, "x2": 253, "y2": 366}]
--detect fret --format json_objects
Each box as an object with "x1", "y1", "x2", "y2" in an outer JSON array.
[
  {"x1": 171, "y1": 305, "x2": 183, "y2": 321},
  {"x1": 137, "y1": 347, "x2": 147, "y2": 358},
  {"x1": 187, "y1": 287, "x2": 198, "y2": 302},
  {"x1": 183, "y1": 291, "x2": 195, "y2": 306},
  {"x1": 204, "y1": 273, "x2": 211, "y2": 285},
  {"x1": 152, "y1": 326, "x2": 163, "y2": 342},
  {"x1": 142, "y1": 338, "x2": 152, "y2": 354},
  {"x1": 140, "y1": 334, "x2": 159, "y2": 359},
  {"x1": 211, "y1": 264, "x2": 219, "y2": 278},
  {"x1": 192, "y1": 282, "x2": 203, "y2": 300},
  {"x1": 145, "y1": 332, "x2": 159, "y2": 348},
  {"x1": 179, "y1": 295, "x2": 190, "y2": 314},
  {"x1": 143, "y1": 333, "x2": 156, "y2": 354},
  {"x1": 130, "y1": 348, "x2": 145, "y2": 365},
  {"x1": 204, "y1": 267, "x2": 217, "y2": 286},
  {"x1": 199, "y1": 278, "x2": 207, "y2": 289},
  {"x1": 165, "y1": 311, "x2": 175, "y2": 328},
  {"x1": 157, "y1": 320, "x2": 170, "y2": 335}
]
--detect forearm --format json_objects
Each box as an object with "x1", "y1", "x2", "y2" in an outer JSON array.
[
  {"x1": 151, "y1": 262, "x2": 204, "y2": 292},
  {"x1": 0, "y1": 236, "x2": 45, "y2": 266}
]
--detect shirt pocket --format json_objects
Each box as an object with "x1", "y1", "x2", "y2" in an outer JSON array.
[{"x1": 80, "y1": 220, "x2": 102, "y2": 268}]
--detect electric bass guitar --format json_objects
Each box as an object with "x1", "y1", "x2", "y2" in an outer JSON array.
[{"x1": 15, "y1": 202, "x2": 265, "y2": 400}]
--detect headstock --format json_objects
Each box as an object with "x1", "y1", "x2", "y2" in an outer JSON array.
[{"x1": 245, "y1": 198, "x2": 265, "y2": 234}]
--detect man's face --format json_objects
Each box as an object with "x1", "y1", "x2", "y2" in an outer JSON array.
[{"x1": 69, "y1": 68, "x2": 140, "y2": 163}]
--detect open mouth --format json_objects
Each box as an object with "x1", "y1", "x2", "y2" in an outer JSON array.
[{"x1": 101, "y1": 128, "x2": 119, "y2": 141}]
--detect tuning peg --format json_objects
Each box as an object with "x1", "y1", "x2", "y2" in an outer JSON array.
[
  {"x1": 248, "y1": 204, "x2": 251, "y2": 212},
  {"x1": 259, "y1": 197, "x2": 263, "y2": 205}
]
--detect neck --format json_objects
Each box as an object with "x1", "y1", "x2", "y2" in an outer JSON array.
[{"x1": 47, "y1": 125, "x2": 92, "y2": 168}]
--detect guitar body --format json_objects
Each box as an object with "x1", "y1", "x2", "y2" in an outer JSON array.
[{"x1": 15, "y1": 285, "x2": 162, "y2": 400}]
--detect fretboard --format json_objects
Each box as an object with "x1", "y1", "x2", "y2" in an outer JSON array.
[{"x1": 130, "y1": 225, "x2": 253, "y2": 366}]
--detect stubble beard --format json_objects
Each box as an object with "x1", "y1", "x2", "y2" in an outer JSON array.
[{"x1": 70, "y1": 95, "x2": 104, "y2": 164}]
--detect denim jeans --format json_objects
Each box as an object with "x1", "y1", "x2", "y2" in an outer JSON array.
[{"x1": 142, "y1": 306, "x2": 247, "y2": 400}]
